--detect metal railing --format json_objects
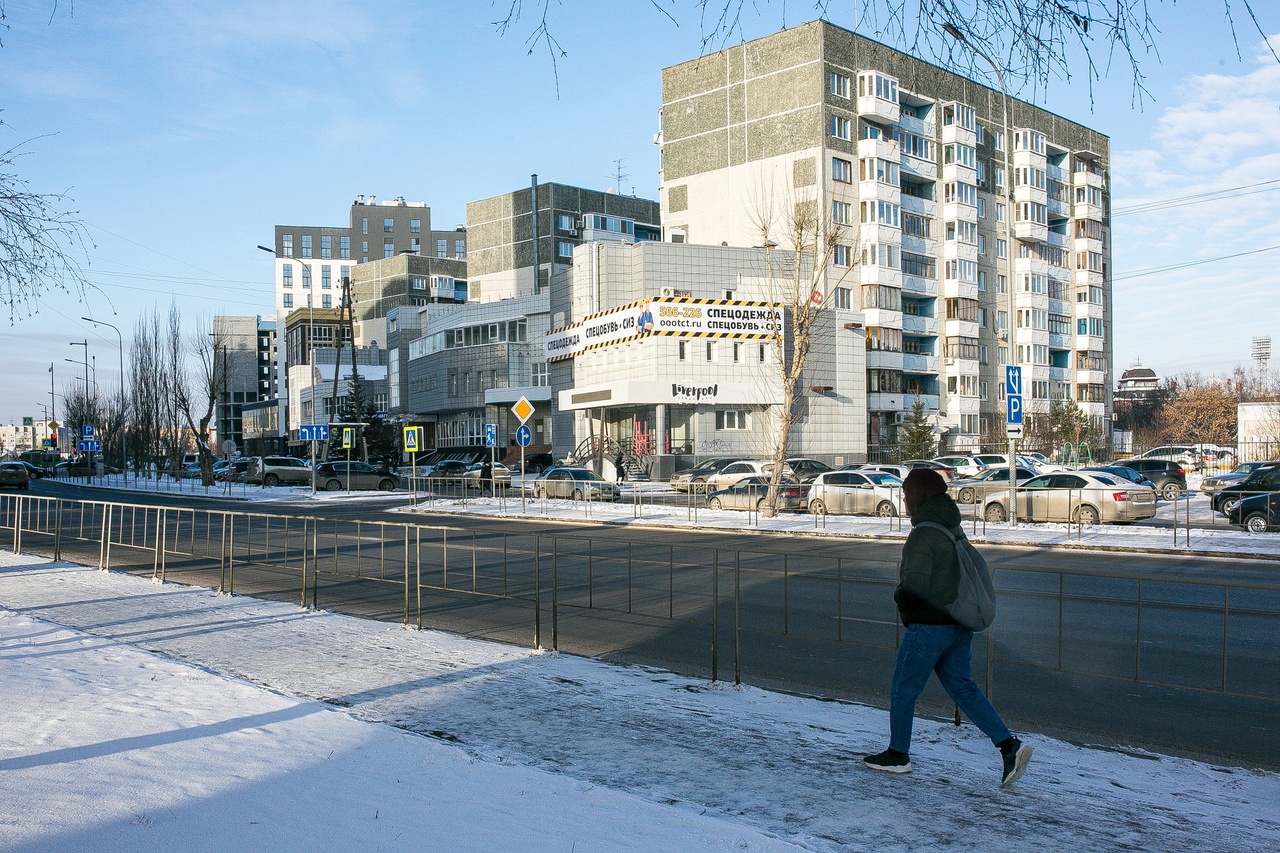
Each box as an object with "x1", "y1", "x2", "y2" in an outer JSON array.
[{"x1": 2, "y1": 491, "x2": 1277, "y2": 712}]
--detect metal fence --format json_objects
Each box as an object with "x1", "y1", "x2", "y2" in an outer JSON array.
[{"x1": 2, "y1": 491, "x2": 1278, "y2": 758}]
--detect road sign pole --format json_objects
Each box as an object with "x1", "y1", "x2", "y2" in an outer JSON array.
[{"x1": 311, "y1": 439, "x2": 316, "y2": 496}]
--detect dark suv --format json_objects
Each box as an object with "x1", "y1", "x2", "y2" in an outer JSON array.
[
  {"x1": 1213, "y1": 464, "x2": 1280, "y2": 516},
  {"x1": 1117, "y1": 458, "x2": 1186, "y2": 501}
]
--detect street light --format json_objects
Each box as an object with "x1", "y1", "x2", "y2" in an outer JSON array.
[
  {"x1": 69, "y1": 340, "x2": 91, "y2": 481},
  {"x1": 259, "y1": 243, "x2": 318, "y2": 494},
  {"x1": 83, "y1": 316, "x2": 127, "y2": 486},
  {"x1": 943, "y1": 22, "x2": 1017, "y2": 526}
]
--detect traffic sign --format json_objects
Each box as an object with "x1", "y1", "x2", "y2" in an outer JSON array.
[
  {"x1": 342, "y1": 427, "x2": 353, "y2": 449},
  {"x1": 41, "y1": 439, "x2": 53, "y2": 448},
  {"x1": 515, "y1": 425, "x2": 532, "y2": 447},
  {"x1": 1006, "y1": 393, "x2": 1023, "y2": 425},
  {"x1": 511, "y1": 396, "x2": 535, "y2": 424},
  {"x1": 22, "y1": 416, "x2": 33, "y2": 427},
  {"x1": 403, "y1": 426, "x2": 421, "y2": 452},
  {"x1": 1005, "y1": 366, "x2": 1022, "y2": 396},
  {"x1": 1006, "y1": 424, "x2": 1024, "y2": 439},
  {"x1": 77, "y1": 439, "x2": 102, "y2": 452},
  {"x1": 82, "y1": 424, "x2": 96, "y2": 438},
  {"x1": 299, "y1": 424, "x2": 329, "y2": 442},
  {"x1": 485, "y1": 423, "x2": 497, "y2": 448},
  {"x1": 1005, "y1": 366, "x2": 1023, "y2": 426}
]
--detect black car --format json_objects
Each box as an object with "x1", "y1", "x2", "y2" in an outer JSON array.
[
  {"x1": 1229, "y1": 491, "x2": 1280, "y2": 534},
  {"x1": 1214, "y1": 465, "x2": 1280, "y2": 516},
  {"x1": 1116, "y1": 458, "x2": 1186, "y2": 502}
]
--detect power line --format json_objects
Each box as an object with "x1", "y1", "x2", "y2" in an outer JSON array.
[
  {"x1": 1113, "y1": 243, "x2": 1280, "y2": 281},
  {"x1": 1113, "y1": 178, "x2": 1280, "y2": 216}
]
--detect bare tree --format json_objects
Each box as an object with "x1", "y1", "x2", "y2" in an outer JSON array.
[
  {"x1": 494, "y1": 1, "x2": 1277, "y2": 104},
  {"x1": 175, "y1": 312, "x2": 227, "y2": 486}
]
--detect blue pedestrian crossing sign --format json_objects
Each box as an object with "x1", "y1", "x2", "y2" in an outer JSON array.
[
  {"x1": 403, "y1": 426, "x2": 422, "y2": 453},
  {"x1": 485, "y1": 423, "x2": 497, "y2": 448},
  {"x1": 515, "y1": 425, "x2": 532, "y2": 448}
]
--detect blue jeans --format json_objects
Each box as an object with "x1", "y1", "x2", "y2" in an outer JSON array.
[{"x1": 889, "y1": 623, "x2": 1012, "y2": 753}]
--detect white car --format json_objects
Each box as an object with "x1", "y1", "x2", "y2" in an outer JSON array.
[
  {"x1": 703, "y1": 460, "x2": 771, "y2": 491},
  {"x1": 933, "y1": 455, "x2": 987, "y2": 478},
  {"x1": 807, "y1": 470, "x2": 904, "y2": 517}
]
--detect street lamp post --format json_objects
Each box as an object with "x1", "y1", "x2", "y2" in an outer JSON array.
[
  {"x1": 68, "y1": 340, "x2": 90, "y2": 481},
  {"x1": 944, "y1": 23, "x2": 1017, "y2": 527},
  {"x1": 259, "y1": 244, "x2": 318, "y2": 494},
  {"x1": 83, "y1": 316, "x2": 127, "y2": 487}
]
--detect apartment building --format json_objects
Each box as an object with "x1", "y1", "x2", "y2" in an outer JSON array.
[
  {"x1": 212, "y1": 316, "x2": 277, "y2": 455},
  {"x1": 657, "y1": 20, "x2": 1112, "y2": 452}
]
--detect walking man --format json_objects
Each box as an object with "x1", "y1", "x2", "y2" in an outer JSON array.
[
  {"x1": 480, "y1": 458, "x2": 494, "y2": 496},
  {"x1": 864, "y1": 468, "x2": 1033, "y2": 787},
  {"x1": 615, "y1": 450, "x2": 626, "y2": 484}
]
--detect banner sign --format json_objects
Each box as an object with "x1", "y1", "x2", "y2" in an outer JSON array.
[{"x1": 545, "y1": 298, "x2": 784, "y2": 362}]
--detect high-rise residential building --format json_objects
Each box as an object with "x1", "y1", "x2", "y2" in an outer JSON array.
[{"x1": 657, "y1": 21, "x2": 1112, "y2": 452}]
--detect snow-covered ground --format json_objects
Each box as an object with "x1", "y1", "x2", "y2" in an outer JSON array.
[
  {"x1": 39, "y1": 471, "x2": 1280, "y2": 557},
  {"x1": 1, "y1": 551, "x2": 1277, "y2": 852}
]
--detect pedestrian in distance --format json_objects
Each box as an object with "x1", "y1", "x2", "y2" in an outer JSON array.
[
  {"x1": 864, "y1": 467, "x2": 1033, "y2": 787},
  {"x1": 615, "y1": 450, "x2": 626, "y2": 484},
  {"x1": 480, "y1": 458, "x2": 494, "y2": 496}
]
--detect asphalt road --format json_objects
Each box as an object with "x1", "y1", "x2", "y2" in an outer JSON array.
[{"x1": 12, "y1": 478, "x2": 1280, "y2": 770}]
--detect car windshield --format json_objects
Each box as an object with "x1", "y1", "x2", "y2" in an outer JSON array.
[
  {"x1": 864, "y1": 473, "x2": 901, "y2": 486},
  {"x1": 570, "y1": 469, "x2": 603, "y2": 481}
]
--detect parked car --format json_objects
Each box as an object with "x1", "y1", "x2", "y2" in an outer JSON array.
[
  {"x1": 899, "y1": 459, "x2": 959, "y2": 479},
  {"x1": 0, "y1": 461, "x2": 30, "y2": 490},
  {"x1": 981, "y1": 471, "x2": 1158, "y2": 525},
  {"x1": 1116, "y1": 458, "x2": 1187, "y2": 502},
  {"x1": 703, "y1": 460, "x2": 775, "y2": 491},
  {"x1": 784, "y1": 458, "x2": 832, "y2": 483},
  {"x1": 706, "y1": 476, "x2": 808, "y2": 512},
  {"x1": 807, "y1": 470, "x2": 902, "y2": 516},
  {"x1": 670, "y1": 458, "x2": 742, "y2": 492},
  {"x1": 245, "y1": 455, "x2": 312, "y2": 486},
  {"x1": 852, "y1": 463, "x2": 915, "y2": 481},
  {"x1": 1135, "y1": 445, "x2": 1211, "y2": 472},
  {"x1": 423, "y1": 459, "x2": 472, "y2": 482},
  {"x1": 313, "y1": 461, "x2": 399, "y2": 491},
  {"x1": 516, "y1": 452, "x2": 554, "y2": 475},
  {"x1": 461, "y1": 462, "x2": 513, "y2": 491},
  {"x1": 55, "y1": 458, "x2": 102, "y2": 477},
  {"x1": 533, "y1": 467, "x2": 620, "y2": 501},
  {"x1": 1200, "y1": 462, "x2": 1279, "y2": 496},
  {"x1": 933, "y1": 455, "x2": 987, "y2": 478},
  {"x1": 947, "y1": 467, "x2": 1040, "y2": 504},
  {"x1": 16, "y1": 460, "x2": 49, "y2": 479},
  {"x1": 1229, "y1": 492, "x2": 1280, "y2": 534},
  {"x1": 218, "y1": 458, "x2": 253, "y2": 482},
  {"x1": 1213, "y1": 465, "x2": 1280, "y2": 516},
  {"x1": 1082, "y1": 466, "x2": 1157, "y2": 491},
  {"x1": 975, "y1": 453, "x2": 1054, "y2": 473}
]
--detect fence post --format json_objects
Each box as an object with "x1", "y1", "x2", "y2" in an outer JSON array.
[
  {"x1": 228, "y1": 513, "x2": 236, "y2": 595},
  {"x1": 300, "y1": 517, "x2": 309, "y2": 609},
  {"x1": 534, "y1": 534, "x2": 542, "y2": 650},
  {"x1": 53, "y1": 498, "x2": 62, "y2": 562},
  {"x1": 12, "y1": 495, "x2": 21, "y2": 555},
  {"x1": 219, "y1": 514, "x2": 228, "y2": 593},
  {"x1": 311, "y1": 518, "x2": 319, "y2": 610},
  {"x1": 415, "y1": 527, "x2": 422, "y2": 630},
  {"x1": 734, "y1": 550, "x2": 742, "y2": 686},
  {"x1": 711, "y1": 550, "x2": 719, "y2": 683},
  {"x1": 551, "y1": 536, "x2": 559, "y2": 652}
]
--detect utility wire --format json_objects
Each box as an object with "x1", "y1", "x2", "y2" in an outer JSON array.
[
  {"x1": 1113, "y1": 178, "x2": 1280, "y2": 216},
  {"x1": 1113, "y1": 244, "x2": 1280, "y2": 281}
]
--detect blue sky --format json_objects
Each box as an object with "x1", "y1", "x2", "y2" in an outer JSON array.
[{"x1": 0, "y1": 1, "x2": 1277, "y2": 424}]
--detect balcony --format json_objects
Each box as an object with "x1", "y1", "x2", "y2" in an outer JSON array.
[
  {"x1": 1048, "y1": 366, "x2": 1070, "y2": 382},
  {"x1": 857, "y1": 137, "x2": 899, "y2": 161},
  {"x1": 901, "y1": 274, "x2": 937, "y2": 296},
  {"x1": 902, "y1": 353, "x2": 939, "y2": 373},
  {"x1": 897, "y1": 112, "x2": 934, "y2": 138},
  {"x1": 899, "y1": 194, "x2": 937, "y2": 217},
  {"x1": 1014, "y1": 221, "x2": 1048, "y2": 243},
  {"x1": 902, "y1": 314, "x2": 938, "y2": 335},
  {"x1": 900, "y1": 155, "x2": 938, "y2": 181},
  {"x1": 865, "y1": 350, "x2": 905, "y2": 370},
  {"x1": 900, "y1": 234, "x2": 937, "y2": 256},
  {"x1": 857, "y1": 95, "x2": 900, "y2": 127},
  {"x1": 1045, "y1": 230, "x2": 1069, "y2": 249}
]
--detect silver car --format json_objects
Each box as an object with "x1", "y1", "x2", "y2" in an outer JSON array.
[
  {"x1": 706, "y1": 476, "x2": 808, "y2": 512},
  {"x1": 246, "y1": 455, "x2": 312, "y2": 486},
  {"x1": 807, "y1": 470, "x2": 902, "y2": 516},
  {"x1": 981, "y1": 471, "x2": 1157, "y2": 525},
  {"x1": 670, "y1": 458, "x2": 742, "y2": 492},
  {"x1": 948, "y1": 467, "x2": 1040, "y2": 504},
  {"x1": 533, "y1": 467, "x2": 620, "y2": 501}
]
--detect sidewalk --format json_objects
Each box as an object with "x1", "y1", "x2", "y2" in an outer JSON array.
[{"x1": 2, "y1": 552, "x2": 1277, "y2": 851}]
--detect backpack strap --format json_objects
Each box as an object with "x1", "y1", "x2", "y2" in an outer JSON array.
[{"x1": 915, "y1": 520, "x2": 965, "y2": 542}]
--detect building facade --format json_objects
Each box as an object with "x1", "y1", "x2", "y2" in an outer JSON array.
[
  {"x1": 212, "y1": 316, "x2": 277, "y2": 455},
  {"x1": 657, "y1": 21, "x2": 1113, "y2": 453}
]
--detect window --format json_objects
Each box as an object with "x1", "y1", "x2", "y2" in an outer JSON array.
[
  {"x1": 361, "y1": 217, "x2": 368, "y2": 236},
  {"x1": 978, "y1": 271, "x2": 987, "y2": 292},
  {"x1": 866, "y1": 327, "x2": 903, "y2": 352},
  {"x1": 455, "y1": 239, "x2": 465, "y2": 259},
  {"x1": 863, "y1": 243, "x2": 900, "y2": 269},
  {"x1": 943, "y1": 144, "x2": 976, "y2": 169},
  {"x1": 830, "y1": 115, "x2": 851, "y2": 140},
  {"x1": 992, "y1": 130, "x2": 1004, "y2": 151},
  {"x1": 411, "y1": 277, "x2": 426, "y2": 290},
  {"x1": 340, "y1": 265, "x2": 350, "y2": 282},
  {"x1": 340, "y1": 236, "x2": 350, "y2": 259},
  {"x1": 321, "y1": 266, "x2": 331, "y2": 289},
  {"x1": 281, "y1": 234, "x2": 293, "y2": 257},
  {"x1": 832, "y1": 157, "x2": 852, "y2": 183},
  {"x1": 678, "y1": 341, "x2": 687, "y2": 361},
  {"x1": 944, "y1": 336, "x2": 980, "y2": 360},
  {"x1": 894, "y1": 128, "x2": 933, "y2": 160},
  {"x1": 995, "y1": 202, "x2": 1006, "y2": 222},
  {"x1": 282, "y1": 264, "x2": 293, "y2": 288},
  {"x1": 858, "y1": 72, "x2": 898, "y2": 103},
  {"x1": 716, "y1": 410, "x2": 750, "y2": 430},
  {"x1": 410, "y1": 219, "x2": 421, "y2": 234},
  {"x1": 706, "y1": 341, "x2": 716, "y2": 361},
  {"x1": 832, "y1": 200, "x2": 852, "y2": 225},
  {"x1": 557, "y1": 240, "x2": 574, "y2": 258},
  {"x1": 557, "y1": 213, "x2": 574, "y2": 231},
  {"x1": 300, "y1": 235, "x2": 312, "y2": 258},
  {"x1": 833, "y1": 244, "x2": 852, "y2": 267},
  {"x1": 733, "y1": 342, "x2": 742, "y2": 363},
  {"x1": 532, "y1": 362, "x2": 549, "y2": 386},
  {"x1": 945, "y1": 220, "x2": 977, "y2": 245},
  {"x1": 860, "y1": 157, "x2": 899, "y2": 185},
  {"x1": 383, "y1": 218, "x2": 394, "y2": 233},
  {"x1": 282, "y1": 293, "x2": 293, "y2": 308},
  {"x1": 301, "y1": 266, "x2": 311, "y2": 288},
  {"x1": 977, "y1": 197, "x2": 985, "y2": 218},
  {"x1": 321, "y1": 294, "x2": 332, "y2": 308},
  {"x1": 862, "y1": 284, "x2": 902, "y2": 310},
  {"x1": 410, "y1": 237, "x2": 421, "y2": 253},
  {"x1": 829, "y1": 71, "x2": 850, "y2": 97},
  {"x1": 833, "y1": 287, "x2": 852, "y2": 309},
  {"x1": 901, "y1": 212, "x2": 931, "y2": 238},
  {"x1": 868, "y1": 370, "x2": 904, "y2": 392},
  {"x1": 901, "y1": 252, "x2": 936, "y2": 278},
  {"x1": 996, "y1": 238, "x2": 1007, "y2": 258},
  {"x1": 384, "y1": 241, "x2": 394, "y2": 259},
  {"x1": 437, "y1": 239, "x2": 447, "y2": 258},
  {"x1": 860, "y1": 200, "x2": 901, "y2": 227},
  {"x1": 320, "y1": 235, "x2": 331, "y2": 259},
  {"x1": 977, "y1": 234, "x2": 986, "y2": 255}
]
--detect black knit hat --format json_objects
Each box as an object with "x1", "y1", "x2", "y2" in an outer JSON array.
[{"x1": 902, "y1": 467, "x2": 947, "y2": 506}]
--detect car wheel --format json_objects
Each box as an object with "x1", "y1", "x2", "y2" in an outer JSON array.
[
  {"x1": 755, "y1": 497, "x2": 767, "y2": 512},
  {"x1": 378, "y1": 479, "x2": 395, "y2": 492},
  {"x1": 876, "y1": 501, "x2": 896, "y2": 518},
  {"x1": 1220, "y1": 496, "x2": 1241, "y2": 516},
  {"x1": 1242, "y1": 512, "x2": 1270, "y2": 533},
  {"x1": 263, "y1": 473, "x2": 280, "y2": 487},
  {"x1": 958, "y1": 487, "x2": 976, "y2": 504},
  {"x1": 534, "y1": 486, "x2": 543, "y2": 498},
  {"x1": 1160, "y1": 481, "x2": 1182, "y2": 501},
  {"x1": 708, "y1": 497, "x2": 723, "y2": 510},
  {"x1": 809, "y1": 499, "x2": 827, "y2": 515},
  {"x1": 1075, "y1": 505, "x2": 1100, "y2": 525},
  {"x1": 984, "y1": 503, "x2": 1007, "y2": 523},
  {"x1": 571, "y1": 488, "x2": 583, "y2": 501},
  {"x1": 325, "y1": 479, "x2": 342, "y2": 491}
]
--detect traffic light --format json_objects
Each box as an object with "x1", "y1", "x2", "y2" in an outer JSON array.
[{"x1": 49, "y1": 429, "x2": 57, "y2": 445}]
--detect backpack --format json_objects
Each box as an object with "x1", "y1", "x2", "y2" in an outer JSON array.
[{"x1": 914, "y1": 521, "x2": 997, "y2": 632}]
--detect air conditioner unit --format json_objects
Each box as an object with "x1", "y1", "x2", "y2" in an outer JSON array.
[
  {"x1": 894, "y1": 412, "x2": 908, "y2": 425},
  {"x1": 944, "y1": 357, "x2": 956, "y2": 365},
  {"x1": 569, "y1": 229, "x2": 578, "y2": 237},
  {"x1": 659, "y1": 286, "x2": 675, "y2": 297}
]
